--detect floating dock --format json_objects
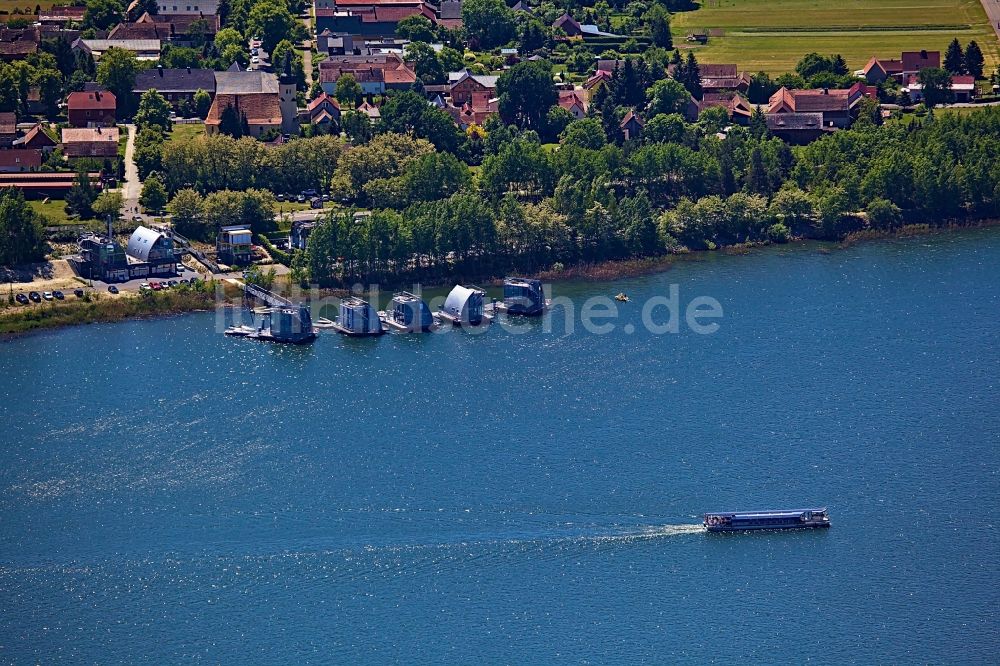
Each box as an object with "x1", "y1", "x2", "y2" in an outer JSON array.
[{"x1": 226, "y1": 282, "x2": 316, "y2": 343}]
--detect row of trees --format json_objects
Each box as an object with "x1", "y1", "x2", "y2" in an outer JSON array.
[{"x1": 286, "y1": 105, "x2": 1000, "y2": 285}]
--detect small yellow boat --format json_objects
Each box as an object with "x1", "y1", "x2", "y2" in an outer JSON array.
[{"x1": 615, "y1": 293, "x2": 629, "y2": 302}]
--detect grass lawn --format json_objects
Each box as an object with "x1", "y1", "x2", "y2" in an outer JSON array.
[
  {"x1": 166, "y1": 123, "x2": 205, "y2": 144},
  {"x1": 0, "y1": 0, "x2": 60, "y2": 13},
  {"x1": 29, "y1": 199, "x2": 78, "y2": 226},
  {"x1": 671, "y1": 0, "x2": 1000, "y2": 74}
]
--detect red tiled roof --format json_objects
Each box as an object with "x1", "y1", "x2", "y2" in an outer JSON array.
[
  {"x1": 0, "y1": 41, "x2": 37, "y2": 56},
  {"x1": 17, "y1": 124, "x2": 58, "y2": 148},
  {"x1": 951, "y1": 75, "x2": 975, "y2": 85},
  {"x1": 205, "y1": 93, "x2": 282, "y2": 127},
  {"x1": 699, "y1": 64, "x2": 737, "y2": 79},
  {"x1": 307, "y1": 92, "x2": 341, "y2": 113},
  {"x1": 67, "y1": 90, "x2": 117, "y2": 111}
]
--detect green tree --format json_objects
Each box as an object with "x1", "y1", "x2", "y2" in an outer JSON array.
[
  {"x1": 334, "y1": 73, "x2": 362, "y2": 108},
  {"x1": 218, "y1": 104, "x2": 245, "y2": 137},
  {"x1": 560, "y1": 118, "x2": 607, "y2": 150},
  {"x1": 396, "y1": 15, "x2": 434, "y2": 42},
  {"x1": 944, "y1": 38, "x2": 965, "y2": 74},
  {"x1": 193, "y1": 88, "x2": 212, "y2": 118},
  {"x1": 83, "y1": 0, "x2": 124, "y2": 30},
  {"x1": 964, "y1": 41, "x2": 984, "y2": 79},
  {"x1": 917, "y1": 67, "x2": 954, "y2": 106},
  {"x1": 96, "y1": 47, "x2": 139, "y2": 115},
  {"x1": 247, "y1": 0, "x2": 297, "y2": 55},
  {"x1": 866, "y1": 197, "x2": 902, "y2": 230},
  {"x1": 214, "y1": 27, "x2": 245, "y2": 52},
  {"x1": 0, "y1": 189, "x2": 46, "y2": 267},
  {"x1": 272, "y1": 39, "x2": 306, "y2": 89},
  {"x1": 92, "y1": 190, "x2": 124, "y2": 219},
  {"x1": 462, "y1": 0, "x2": 516, "y2": 49},
  {"x1": 644, "y1": 113, "x2": 687, "y2": 144},
  {"x1": 134, "y1": 88, "x2": 173, "y2": 132},
  {"x1": 65, "y1": 171, "x2": 97, "y2": 219},
  {"x1": 497, "y1": 59, "x2": 558, "y2": 131},
  {"x1": 646, "y1": 5, "x2": 672, "y2": 49},
  {"x1": 167, "y1": 188, "x2": 205, "y2": 238},
  {"x1": 140, "y1": 173, "x2": 168, "y2": 212},
  {"x1": 646, "y1": 77, "x2": 690, "y2": 116}
]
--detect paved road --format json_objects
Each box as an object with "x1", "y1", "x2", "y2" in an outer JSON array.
[
  {"x1": 121, "y1": 123, "x2": 141, "y2": 215},
  {"x1": 983, "y1": 0, "x2": 1000, "y2": 43}
]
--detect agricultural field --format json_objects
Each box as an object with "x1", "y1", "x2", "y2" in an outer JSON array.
[
  {"x1": 0, "y1": 0, "x2": 60, "y2": 15},
  {"x1": 672, "y1": 0, "x2": 1000, "y2": 74}
]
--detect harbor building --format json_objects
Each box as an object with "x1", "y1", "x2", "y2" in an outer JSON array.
[
  {"x1": 125, "y1": 226, "x2": 178, "y2": 278},
  {"x1": 385, "y1": 291, "x2": 434, "y2": 332},
  {"x1": 335, "y1": 297, "x2": 384, "y2": 336},
  {"x1": 72, "y1": 225, "x2": 179, "y2": 281},
  {"x1": 75, "y1": 231, "x2": 130, "y2": 282},
  {"x1": 440, "y1": 285, "x2": 487, "y2": 326},
  {"x1": 216, "y1": 224, "x2": 253, "y2": 265},
  {"x1": 502, "y1": 277, "x2": 546, "y2": 316}
]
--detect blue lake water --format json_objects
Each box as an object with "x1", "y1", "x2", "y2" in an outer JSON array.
[{"x1": 1, "y1": 230, "x2": 999, "y2": 663}]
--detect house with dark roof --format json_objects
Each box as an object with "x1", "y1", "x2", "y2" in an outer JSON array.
[
  {"x1": 0, "y1": 149, "x2": 43, "y2": 173},
  {"x1": 765, "y1": 112, "x2": 826, "y2": 144},
  {"x1": 0, "y1": 112, "x2": 15, "y2": 147},
  {"x1": 552, "y1": 13, "x2": 618, "y2": 39},
  {"x1": 901, "y1": 50, "x2": 940, "y2": 76},
  {"x1": 0, "y1": 40, "x2": 37, "y2": 61},
  {"x1": 449, "y1": 70, "x2": 499, "y2": 105},
  {"x1": 133, "y1": 67, "x2": 217, "y2": 107},
  {"x1": 210, "y1": 70, "x2": 298, "y2": 134},
  {"x1": 73, "y1": 38, "x2": 162, "y2": 61},
  {"x1": 314, "y1": 0, "x2": 438, "y2": 37},
  {"x1": 620, "y1": 110, "x2": 643, "y2": 141},
  {"x1": 67, "y1": 91, "x2": 117, "y2": 128},
  {"x1": 698, "y1": 92, "x2": 754, "y2": 124}
]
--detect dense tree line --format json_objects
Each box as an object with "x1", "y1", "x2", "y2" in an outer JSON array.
[{"x1": 294, "y1": 107, "x2": 1000, "y2": 286}]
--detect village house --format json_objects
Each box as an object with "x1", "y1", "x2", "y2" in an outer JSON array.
[
  {"x1": 307, "y1": 92, "x2": 342, "y2": 128},
  {"x1": 699, "y1": 64, "x2": 751, "y2": 95},
  {"x1": 0, "y1": 149, "x2": 43, "y2": 173},
  {"x1": 766, "y1": 112, "x2": 826, "y2": 144},
  {"x1": 38, "y1": 6, "x2": 86, "y2": 25},
  {"x1": 0, "y1": 39, "x2": 37, "y2": 61},
  {"x1": 316, "y1": 30, "x2": 356, "y2": 55},
  {"x1": 698, "y1": 92, "x2": 754, "y2": 124},
  {"x1": 133, "y1": 67, "x2": 217, "y2": 107},
  {"x1": 73, "y1": 38, "x2": 162, "y2": 61},
  {"x1": 319, "y1": 53, "x2": 417, "y2": 95},
  {"x1": 314, "y1": 0, "x2": 438, "y2": 38},
  {"x1": 155, "y1": 0, "x2": 219, "y2": 15},
  {"x1": 905, "y1": 73, "x2": 977, "y2": 103},
  {"x1": 558, "y1": 89, "x2": 588, "y2": 119},
  {"x1": 444, "y1": 92, "x2": 497, "y2": 129},
  {"x1": 448, "y1": 70, "x2": 498, "y2": 106},
  {"x1": 552, "y1": 13, "x2": 618, "y2": 39},
  {"x1": 61, "y1": 126, "x2": 120, "y2": 159},
  {"x1": 13, "y1": 124, "x2": 58, "y2": 153},
  {"x1": 620, "y1": 110, "x2": 644, "y2": 141},
  {"x1": 767, "y1": 83, "x2": 875, "y2": 128},
  {"x1": 860, "y1": 50, "x2": 940, "y2": 84},
  {"x1": 109, "y1": 15, "x2": 174, "y2": 41},
  {"x1": 66, "y1": 90, "x2": 117, "y2": 128},
  {"x1": 204, "y1": 70, "x2": 298, "y2": 136},
  {"x1": 0, "y1": 112, "x2": 15, "y2": 147}
]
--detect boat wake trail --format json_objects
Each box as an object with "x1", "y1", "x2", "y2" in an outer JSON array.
[{"x1": 575, "y1": 523, "x2": 706, "y2": 545}]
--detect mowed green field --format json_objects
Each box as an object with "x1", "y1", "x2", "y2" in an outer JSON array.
[
  {"x1": 672, "y1": 0, "x2": 1000, "y2": 74},
  {"x1": 0, "y1": 0, "x2": 62, "y2": 14}
]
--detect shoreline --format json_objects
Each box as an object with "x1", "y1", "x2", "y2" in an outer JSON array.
[{"x1": 3, "y1": 221, "x2": 997, "y2": 339}]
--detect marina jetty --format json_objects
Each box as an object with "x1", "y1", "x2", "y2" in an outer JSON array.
[{"x1": 225, "y1": 282, "x2": 316, "y2": 344}]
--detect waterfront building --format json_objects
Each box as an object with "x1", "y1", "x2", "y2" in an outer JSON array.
[
  {"x1": 440, "y1": 285, "x2": 486, "y2": 326},
  {"x1": 216, "y1": 224, "x2": 253, "y2": 265},
  {"x1": 337, "y1": 297, "x2": 384, "y2": 335},
  {"x1": 387, "y1": 292, "x2": 434, "y2": 331},
  {"x1": 502, "y1": 277, "x2": 545, "y2": 316}
]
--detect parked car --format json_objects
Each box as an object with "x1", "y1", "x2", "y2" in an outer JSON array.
[
  {"x1": 296, "y1": 194, "x2": 305, "y2": 203},
  {"x1": 167, "y1": 280, "x2": 177, "y2": 287},
  {"x1": 132, "y1": 215, "x2": 143, "y2": 222},
  {"x1": 42, "y1": 291, "x2": 53, "y2": 301},
  {"x1": 28, "y1": 291, "x2": 41, "y2": 302},
  {"x1": 151, "y1": 282, "x2": 162, "y2": 291},
  {"x1": 107, "y1": 285, "x2": 119, "y2": 294},
  {"x1": 180, "y1": 278, "x2": 189, "y2": 284},
  {"x1": 15, "y1": 293, "x2": 28, "y2": 305},
  {"x1": 53, "y1": 290, "x2": 64, "y2": 300},
  {"x1": 251, "y1": 47, "x2": 259, "y2": 56},
  {"x1": 276, "y1": 193, "x2": 285, "y2": 202},
  {"x1": 310, "y1": 197, "x2": 323, "y2": 209},
  {"x1": 301, "y1": 189, "x2": 317, "y2": 198},
  {"x1": 251, "y1": 56, "x2": 260, "y2": 64},
  {"x1": 74, "y1": 289, "x2": 84, "y2": 298},
  {"x1": 322, "y1": 194, "x2": 331, "y2": 202}
]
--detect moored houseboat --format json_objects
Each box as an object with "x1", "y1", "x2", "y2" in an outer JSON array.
[
  {"x1": 225, "y1": 303, "x2": 317, "y2": 344},
  {"x1": 703, "y1": 508, "x2": 830, "y2": 532},
  {"x1": 381, "y1": 291, "x2": 435, "y2": 332},
  {"x1": 332, "y1": 297, "x2": 384, "y2": 336},
  {"x1": 497, "y1": 277, "x2": 549, "y2": 316},
  {"x1": 438, "y1": 285, "x2": 491, "y2": 326}
]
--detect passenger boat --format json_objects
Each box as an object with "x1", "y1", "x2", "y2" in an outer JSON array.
[{"x1": 703, "y1": 508, "x2": 830, "y2": 532}]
